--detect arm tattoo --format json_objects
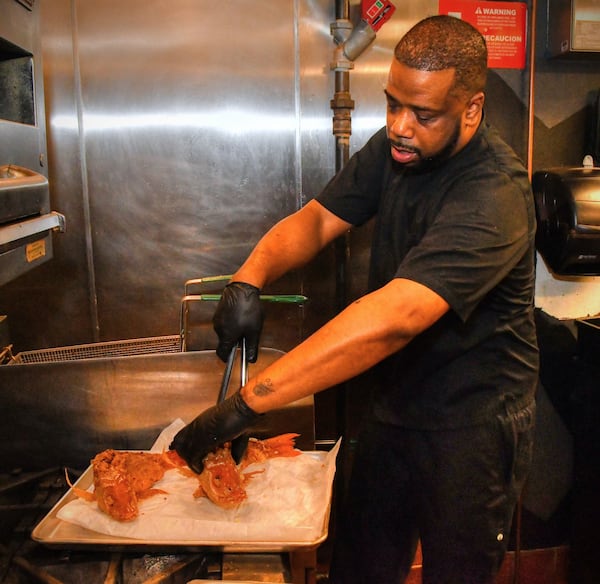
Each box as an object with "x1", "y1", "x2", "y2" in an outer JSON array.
[{"x1": 253, "y1": 378, "x2": 274, "y2": 397}]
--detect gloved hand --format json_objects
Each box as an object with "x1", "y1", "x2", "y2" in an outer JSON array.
[
  {"x1": 169, "y1": 392, "x2": 260, "y2": 473},
  {"x1": 213, "y1": 281, "x2": 264, "y2": 362}
]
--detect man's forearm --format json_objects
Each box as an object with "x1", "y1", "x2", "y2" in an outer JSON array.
[
  {"x1": 232, "y1": 200, "x2": 351, "y2": 289},
  {"x1": 240, "y1": 278, "x2": 449, "y2": 413}
]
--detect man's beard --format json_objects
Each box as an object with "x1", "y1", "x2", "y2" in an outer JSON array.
[{"x1": 391, "y1": 119, "x2": 461, "y2": 173}]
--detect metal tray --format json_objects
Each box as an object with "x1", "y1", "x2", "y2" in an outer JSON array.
[{"x1": 31, "y1": 456, "x2": 331, "y2": 554}]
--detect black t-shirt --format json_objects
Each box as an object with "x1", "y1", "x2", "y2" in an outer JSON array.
[{"x1": 317, "y1": 121, "x2": 539, "y2": 429}]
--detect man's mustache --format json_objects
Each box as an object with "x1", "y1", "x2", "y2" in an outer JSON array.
[{"x1": 390, "y1": 140, "x2": 420, "y2": 155}]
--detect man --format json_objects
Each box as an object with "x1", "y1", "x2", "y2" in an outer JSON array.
[{"x1": 171, "y1": 15, "x2": 539, "y2": 584}]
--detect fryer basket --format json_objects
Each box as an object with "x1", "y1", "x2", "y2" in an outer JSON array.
[{"x1": 8, "y1": 335, "x2": 182, "y2": 364}]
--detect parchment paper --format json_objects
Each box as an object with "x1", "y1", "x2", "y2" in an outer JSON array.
[{"x1": 57, "y1": 420, "x2": 340, "y2": 543}]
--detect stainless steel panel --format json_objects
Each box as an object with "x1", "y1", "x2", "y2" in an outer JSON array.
[
  {"x1": 73, "y1": 0, "x2": 301, "y2": 343},
  {"x1": 0, "y1": 348, "x2": 314, "y2": 470}
]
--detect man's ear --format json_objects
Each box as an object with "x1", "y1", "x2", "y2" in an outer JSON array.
[{"x1": 464, "y1": 91, "x2": 485, "y2": 125}]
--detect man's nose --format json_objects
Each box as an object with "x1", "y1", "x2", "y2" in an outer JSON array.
[{"x1": 390, "y1": 109, "x2": 414, "y2": 139}]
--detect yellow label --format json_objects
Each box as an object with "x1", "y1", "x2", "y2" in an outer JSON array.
[{"x1": 26, "y1": 239, "x2": 46, "y2": 262}]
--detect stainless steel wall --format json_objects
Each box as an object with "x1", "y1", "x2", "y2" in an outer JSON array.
[{"x1": 41, "y1": 0, "x2": 332, "y2": 349}]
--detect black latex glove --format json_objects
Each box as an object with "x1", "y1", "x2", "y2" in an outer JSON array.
[
  {"x1": 169, "y1": 392, "x2": 260, "y2": 473},
  {"x1": 213, "y1": 281, "x2": 264, "y2": 363},
  {"x1": 230, "y1": 434, "x2": 251, "y2": 465}
]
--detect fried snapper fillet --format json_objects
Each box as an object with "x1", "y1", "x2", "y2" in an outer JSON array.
[
  {"x1": 192, "y1": 445, "x2": 248, "y2": 509},
  {"x1": 191, "y1": 433, "x2": 302, "y2": 509},
  {"x1": 71, "y1": 434, "x2": 302, "y2": 521},
  {"x1": 241, "y1": 433, "x2": 302, "y2": 468},
  {"x1": 69, "y1": 449, "x2": 184, "y2": 521}
]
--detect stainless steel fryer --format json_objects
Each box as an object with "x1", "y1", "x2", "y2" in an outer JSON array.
[
  {"x1": 0, "y1": 348, "x2": 314, "y2": 470},
  {"x1": 0, "y1": 347, "x2": 321, "y2": 583}
]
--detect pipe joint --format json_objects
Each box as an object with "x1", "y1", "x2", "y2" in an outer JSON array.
[
  {"x1": 330, "y1": 91, "x2": 354, "y2": 138},
  {"x1": 342, "y1": 19, "x2": 377, "y2": 62},
  {"x1": 330, "y1": 18, "x2": 377, "y2": 68},
  {"x1": 330, "y1": 92, "x2": 355, "y2": 111},
  {"x1": 330, "y1": 45, "x2": 354, "y2": 72},
  {"x1": 330, "y1": 18, "x2": 353, "y2": 45}
]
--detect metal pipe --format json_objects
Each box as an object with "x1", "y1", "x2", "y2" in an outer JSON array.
[
  {"x1": 336, "y1": 0, "x2": 349, "y2": 20},
  {"x1": 331, "y1": 0, "x2": 353, "y2": 314},
  {"x1": 328, "y1": 0, "x2": 395, "y2": 483},
  {"x1": 330, "y1": 0, "x2": 354, "y2": 502},
  {"x1": 343, "y1": 19, "x2": 376, "y2": 61}
]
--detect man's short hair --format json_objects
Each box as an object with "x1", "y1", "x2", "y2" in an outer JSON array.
[{"x1": 394, "y1": 15, "x2": 488, "y2": 98}]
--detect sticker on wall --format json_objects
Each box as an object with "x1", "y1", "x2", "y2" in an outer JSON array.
[
  {"x1": 438, "y1": 0, "x2": 528, "y2": 69},
  {"x1": 26, "y1": 239, "x2": 46, "y2": 262}
]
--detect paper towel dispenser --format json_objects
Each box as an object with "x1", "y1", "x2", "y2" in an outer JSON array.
[
  {"x1": 532, "y1": 167, "x2": 600, "y2": 275},
  {"x1": 547, "y1": 0, "x2": 600, "y2": 60}
]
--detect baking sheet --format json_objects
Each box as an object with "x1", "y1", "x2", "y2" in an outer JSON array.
[{"x1": 32, "y1": 421, "x2": 340, "y2": 552}]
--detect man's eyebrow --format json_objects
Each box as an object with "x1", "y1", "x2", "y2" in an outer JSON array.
[{"x1": 383, "y1": 90, "x2": 438, "y2": 114}]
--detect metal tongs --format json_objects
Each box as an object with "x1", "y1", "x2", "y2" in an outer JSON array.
[
  {"x1": 218, "y1": 339, "x2": 250, "y2": 462},
  {"x1": 217, "y1": 338, "x2": 249, "y2": 405}
]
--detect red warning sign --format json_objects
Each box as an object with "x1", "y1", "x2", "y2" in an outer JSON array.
[{"x1": 438, "y1": 1, "x2": 528, "y2": 69}]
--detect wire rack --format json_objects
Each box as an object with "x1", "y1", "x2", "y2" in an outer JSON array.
[{"x1": 8, "y1": 335, "x2": 182, "y2": 365}]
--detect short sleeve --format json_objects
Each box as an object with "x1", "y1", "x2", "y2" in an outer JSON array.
[
  {"x1": 396, "y1": 168, "x2": 533, "y2": 322},
  {"x1": 317, "y1": 127, "x2": 390, "y2": 226}
]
